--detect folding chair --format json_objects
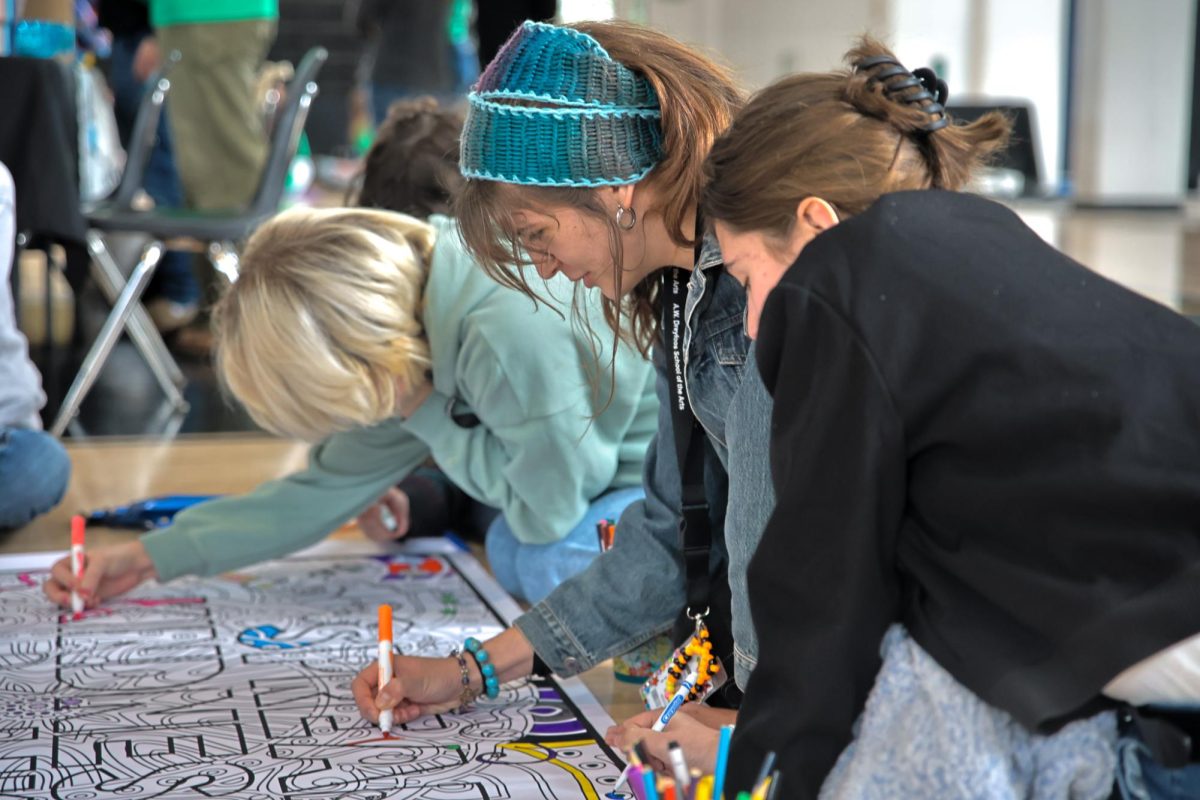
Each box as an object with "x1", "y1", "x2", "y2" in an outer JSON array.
[
  {"x1": 81, "y1": 50, "x2": 188, "y2": 423},
  {"x1": 51, "y1": 46, "x2": 329, "y2": 437}
]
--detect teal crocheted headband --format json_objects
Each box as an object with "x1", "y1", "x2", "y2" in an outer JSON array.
[{"x1": 460, "y1": 21, "x2": 665, "y2": 187}]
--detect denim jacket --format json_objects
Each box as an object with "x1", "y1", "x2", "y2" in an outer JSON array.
[{"x1": 513, "y1": 238, "x2": 775, "y2": 690}]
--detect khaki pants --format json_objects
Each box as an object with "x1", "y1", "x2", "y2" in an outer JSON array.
[{"x1": 158, "y1": 20, "x2": 276, "y2": 211}]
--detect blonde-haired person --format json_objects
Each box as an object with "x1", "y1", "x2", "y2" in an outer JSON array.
[
  {"x1": 693, "y1": 39, "x2": 1200, "y2": 800},
  {"x1": 351, "y1": 19, "x2": 773, "y2": 766},
  {"x1": 347, "y1": 98, "x2": 500, "y2": 558},
  {"x1": 43, "y1": 205, "x2": 656, "y2": 608},
  {"x1": 216, "y1": 208, "x2": 432, "y2": 439}
]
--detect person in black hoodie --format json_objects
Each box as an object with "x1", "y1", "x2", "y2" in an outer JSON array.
[{"x1": 702, "y1": 38, "x2": 1200, "y2": 800}]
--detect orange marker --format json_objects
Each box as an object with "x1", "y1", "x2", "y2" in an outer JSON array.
[
  {"x1": 596, "y1": 520, "x2": 617, "y2": 553},
  {"x1": 377, "y1": 604, "x2": 394, "y2": 736},
  {"x1": 70, "y1": 515, "x2": 85, "y2": 616}
]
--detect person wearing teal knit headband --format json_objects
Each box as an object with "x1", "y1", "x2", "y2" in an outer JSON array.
[
  {"x1": 456, "y1": 19, "x2": 743, "y2": 356},
  {"x1": 352, "y1": 19, "x2": 782, "y2": 778}
]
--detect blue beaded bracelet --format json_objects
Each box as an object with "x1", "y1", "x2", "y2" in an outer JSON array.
[{"x1": 464, "y1": 637, "x2": 500, "y2": 699}]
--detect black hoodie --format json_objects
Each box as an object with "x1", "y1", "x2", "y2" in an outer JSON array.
[{"x1": 727, "y1": 190, "x2": 1200, "y2": 797}]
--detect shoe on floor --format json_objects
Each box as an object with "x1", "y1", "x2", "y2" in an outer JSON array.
[{"x1": 147, "y1": 298, "x2": 199, "y2": 333}]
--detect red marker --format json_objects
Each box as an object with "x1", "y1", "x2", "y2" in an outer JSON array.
[
  {"x1": 70, "y1": 515, "x2": 85, "y2": 616},
  {"x1": 378, "y1": 604, "x2": 394, "y2": 736}
]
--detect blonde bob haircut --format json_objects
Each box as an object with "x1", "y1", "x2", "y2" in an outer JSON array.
[{"x1": 214, "y1": 206, "x2": 434, "y2": 442}]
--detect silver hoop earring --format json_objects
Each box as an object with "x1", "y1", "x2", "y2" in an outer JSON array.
[{"x1": 615, "y1": 204, "x2": 637, "y2": 231}]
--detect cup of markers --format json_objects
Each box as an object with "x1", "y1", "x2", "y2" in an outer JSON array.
[{"x1": 619, "y1": 725, "x2": 780, "y2": 800}]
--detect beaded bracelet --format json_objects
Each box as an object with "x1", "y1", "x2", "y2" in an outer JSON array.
[
  {"x1": 450, "y1": 649, "x2": 478, "y2": 711},
  {"x1": 464, "y1": 637, "x2": 500, "y2": 699}
]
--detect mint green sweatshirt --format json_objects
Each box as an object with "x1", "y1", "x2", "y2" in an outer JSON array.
[{"x1": 143, "y1": 215, "x2": 658, "y2": 582}]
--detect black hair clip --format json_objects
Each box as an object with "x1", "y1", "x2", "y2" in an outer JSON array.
[
  {"x1": 911, "y1": 67, "x2": 949, "y2": 132},
  {"x1": 913, "y1": 68, "x2": 949, "y2": 106},
  {"x1": 857, "y1": 56, "x2": 950, "y2": 132}
]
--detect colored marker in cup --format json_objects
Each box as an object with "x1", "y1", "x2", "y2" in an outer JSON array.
[
  {"x1": 643, "y1": 769, "x2": 660, "y2": 800},
  {"x1": 712, "y1": 724, "x2": 735, "y2": 800},
  {"x1": 668, "y1": 741, "x2": 691, "y2": 791},
  {"x1": 70, "y1": 515, "x2": 85, "y2": 616},
  {"x1": 378, "y1": 604, "x2": 394, "y2": 736}
]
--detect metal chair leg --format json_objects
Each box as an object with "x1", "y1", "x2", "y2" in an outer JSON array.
[
  {"x1": 65, "y1": 417, "x2": 87, "y2": 441},
  {"x1": 148, "y1": 396, "x2": 188, "y2": 439},
  {"x1": 11, "y1": 232, "x2": 26, "y2": 330},
  {"x1": 87, "y1": 232, "x2": 184, "y2": 384},
  {"x1": 51, "y1": 243, "x2": 165, "y2": 437},
  {"x1": 87, "y1": 232, "x2": 188, "y2": 410}
]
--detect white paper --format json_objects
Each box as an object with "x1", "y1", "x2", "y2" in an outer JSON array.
[{"x1": 0, "y1": 539, "x2": 629, "y2": 799}]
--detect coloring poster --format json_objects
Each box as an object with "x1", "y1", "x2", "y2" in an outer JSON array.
[{"x1": 0, "y1": 540, "x2": 629, "y2": 799}]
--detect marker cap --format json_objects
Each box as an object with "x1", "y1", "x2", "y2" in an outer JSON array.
[
  {"x1": 71, "y1": 515, "x2": 85, "y2": 547},
  {"x1": 378, "y1": 604, "x2": 392, "y2": 642}
]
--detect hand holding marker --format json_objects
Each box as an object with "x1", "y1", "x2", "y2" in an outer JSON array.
[
  {"x1": 70, "y1": 515, "x2": 85, "y2": 616},
  {"x1": 612, "y1": 668, "x2": 700, "y2": 792},
  {"x1": 377, "y1": 605, "x2": 394, "y2": 736}
]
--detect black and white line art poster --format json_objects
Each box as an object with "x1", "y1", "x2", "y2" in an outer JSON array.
[{"x1": 0, "y1": 540, "x2": 630, "y2": 799}]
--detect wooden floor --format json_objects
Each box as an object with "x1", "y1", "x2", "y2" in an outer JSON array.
[{"x1": 0, "y1": 433, "x2": 645, "y2": 725}]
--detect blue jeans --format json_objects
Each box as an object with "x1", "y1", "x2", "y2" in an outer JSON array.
[
  {"x1": 109, "y1": 32, "x2": 199, "y2": 306},
  {"x1": 0, "y1": 427, "x2": 70, "y2": 529},
  {"x1": 452, "y1": 39, "x2": 480, "y2": 93},
  {"x1": 486, "y1": 486, "x2": 645, "y2": 604},
  {"x1": 1116, "y1": 710, "x2": 1200, "y2": 800}
]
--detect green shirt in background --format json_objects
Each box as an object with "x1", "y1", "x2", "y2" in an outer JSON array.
[
  {"x1": 149, "y1": 0, "x2": 278, "y2": 28},
  {"x1": 447, "y1": 0, "x2": 472, "y2": 44},
  {"x1": 142, "y1": 215, "x2": 658, "y2": 582}
]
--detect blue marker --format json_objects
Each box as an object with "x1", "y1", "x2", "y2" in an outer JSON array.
[
  {"x1": 642, "y1": 767, "x2": 660, "y2": 800},
  {"x1": 86, "y1": 494, "x2": 221, "y2": 529},
  {"x1": 611, "y1": 670, "x2": 699, "y2": 794},
  {"x1": 655, "y1": 671, "x2": 697, "y2": 729},
  {"x1": 442, "y1": 531, "x2": 471, "y2": 552},
  {"x1": 713, "y1": 724, "x2": 734, "y2": 800},
  {"x1": 753, "y1": 750, "x2": 777, "y2": 791}
]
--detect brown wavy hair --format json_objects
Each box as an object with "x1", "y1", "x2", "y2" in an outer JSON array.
[
  {"x1": 350, "y1": 97, "x2": 465, "y2": 219},
  {"x1": 455, "y1": 20, "x2": 744, "y2": 358},
  {"x1": 703, "y1": 37, "x2": 1011, "y2": 237}
]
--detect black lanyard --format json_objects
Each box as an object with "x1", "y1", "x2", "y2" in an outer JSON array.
[{"x1": 661, "y1": 233, "x2": 712, "y2": 622}]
